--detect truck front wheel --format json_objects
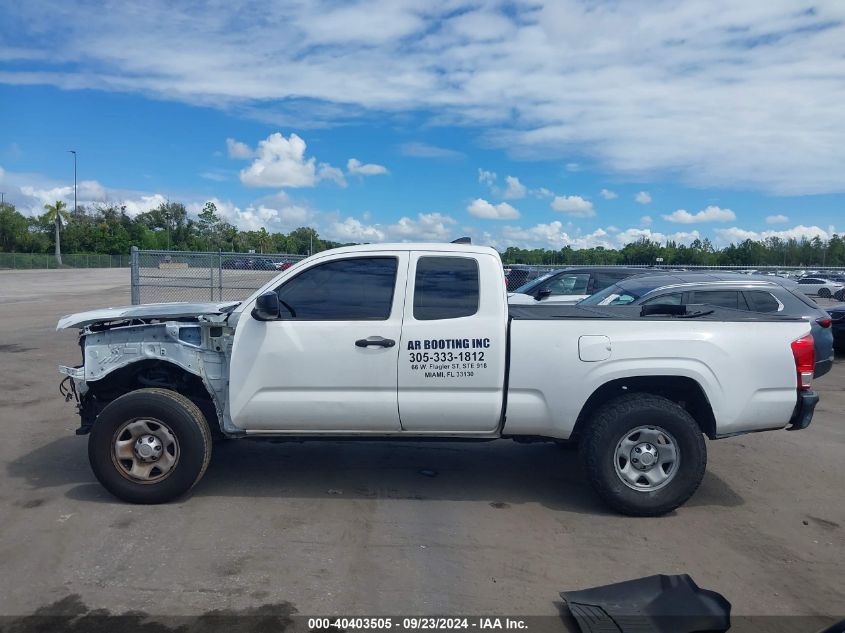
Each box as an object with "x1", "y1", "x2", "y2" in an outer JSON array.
[
  {"x1": 580, "y1": 394, "x2": 706, "y2": 516},
  {"x1": 88, "y1": 388, "x2": 212, "y2": 504}
]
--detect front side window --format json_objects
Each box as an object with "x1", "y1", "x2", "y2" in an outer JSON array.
[
  {"x1": 413, "y1": 257, "x2": 479, "y2": 320},
  {"x1": 275, "y1": 257, "x2": 397, "y2": 320},
  {"x1": 545, "y1": 273, "x2": 590, "y2": 295}
]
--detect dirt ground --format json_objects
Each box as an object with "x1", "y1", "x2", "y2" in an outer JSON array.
[{"x1": 0, "y1": 268, "x2": 843, "y2": 625}]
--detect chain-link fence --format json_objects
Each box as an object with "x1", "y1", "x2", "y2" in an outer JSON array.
[
  {"x1": 129, "y1": 249, "x2": 845, "y2": 303},
  {"x1": 0, "y1": 252, "x2": 130, "y2": 269},
  {"x1": 129, "y1": 248, "x2": 306, "y2": 304}
]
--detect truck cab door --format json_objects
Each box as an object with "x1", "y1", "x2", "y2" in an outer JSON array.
[
  {"x1": 398, "y1": 252, "x2": 507, "y2": 433},
  {"x1": 228, "y1": 253, "x2": 408, "y2": 432}
]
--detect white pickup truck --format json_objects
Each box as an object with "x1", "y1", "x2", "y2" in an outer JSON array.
[{"x1": 57, "y1": 243, "x2": 819, "y2": 515}]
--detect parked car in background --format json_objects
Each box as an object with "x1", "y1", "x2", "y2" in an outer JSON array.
[
  {"x1": 829, "y1": 304, "x2": 845, "y2": 351},
  {"x1": 796, "y1": 277, "x2": 844, "y2": 298},
  {"x1": 222, "y1": 257, "x2": 249, "y2": 270},
  {"x1": 508, "y1": 267, "x2": 658, "y2": 305},
  {"x1": 222, "y1": 257, "x2": 277, "y2": 271},
  {"x1": 251, "y1": 257, "x2": 277, "y2": 271},
  {"x1": 580, "y1": 272, "x2": 834, "y2": 378},
  {"x1": 503, "y1": 265, "x2": 545, "y2": 290}
]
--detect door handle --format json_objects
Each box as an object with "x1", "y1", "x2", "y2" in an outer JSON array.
[{"x1": 355, "y1": 336, "x2": 396, "y2": 348}]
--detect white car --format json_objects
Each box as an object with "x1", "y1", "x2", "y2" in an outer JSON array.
[
  {"x1": 57, "y1": 243, "x2": 818, "y2": 516},
  {"x1": 796, "y1": 277, "x2": 844, "y2": 298}
]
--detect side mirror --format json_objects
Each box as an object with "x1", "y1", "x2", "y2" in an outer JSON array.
[
  {"x1": 535, "y1": 288, "x2": 552, "y2": 300},
  {"x1": 251, "y1": 291, "x2": 281, "y2": 321}
]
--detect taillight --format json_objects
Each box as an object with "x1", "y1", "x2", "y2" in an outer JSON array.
[
  {"x1": 816, "y1": 317, "x2": 832, "y2": 328},
  {"x1": 790, "y1": 334, "x2": 815, "y2": 391}
]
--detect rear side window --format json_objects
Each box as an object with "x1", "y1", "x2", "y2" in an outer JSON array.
[
  {"x1": 642, "y1": 292, "x2": 683, "y2": 305},
  {"x1": 413, "y1": 257, "x2": 479, "y2": 320},
  {"x1": 592, "y1": 272, "x2": 629, "y2": 292},
  {"x1": 275, "y1": 257, "x2": 397, "y2": 320},
  {"x1": 745, "y1": 291, "x2": 781, "y2": 313},
  {"x1": 690, "y1": 290, "x2": 747, "y2": 310}
]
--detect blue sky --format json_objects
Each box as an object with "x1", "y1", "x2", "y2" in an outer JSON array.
[{"x1": 1, "y1": 0, "x2": 843, "y2": 250}]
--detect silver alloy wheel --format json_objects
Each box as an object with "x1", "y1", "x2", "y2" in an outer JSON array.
[
  {"x1": 613, "y1": 425, "x2": 680, "y2": 491},
  {"x1": 112, "y1": 418, "x2": 180, "y2": 483}
]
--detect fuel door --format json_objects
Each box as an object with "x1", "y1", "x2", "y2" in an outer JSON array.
[{"x1": 579, "y1": 335, "x2": 611, "y2": 362}]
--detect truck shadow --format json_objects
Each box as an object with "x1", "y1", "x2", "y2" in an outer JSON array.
[{"x1": 8, "y1": 435, "x2": 744, "y2": 514}]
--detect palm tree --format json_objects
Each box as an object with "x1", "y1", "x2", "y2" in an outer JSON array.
[{"x1": 43, "y1": 200, "x2": 70, "y2": 266}]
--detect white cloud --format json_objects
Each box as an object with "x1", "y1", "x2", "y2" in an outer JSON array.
[
  {"x1": 714, "y1": 224, "x2": 836, "y2": 247},
  {"x1": 640, "y1": 215, "x2": 653, "y2": 226},
  {"x1": 328, "y1": 212, "x2": 457, "y2": 243},
  {"x1": 226, "y1": 138, "x2": 254, "y2": 160},
  {"x1": 200, "y1": 171, "x2": 228, "y2": 182},
  {"x1": 550, "y1": 195, "x2": 595, "y2": 217},
  {"x1": 330, "y1": 217, "x2": 387, "y2": 242},
  {"x1": 765, "y1": 214, "x2": 789, "y2": 224},
  {"x1": 467, "y1": 198, "x2": 520, "y2": 220},
  {"x1": 600, "y1": 189, "x2": 618, "y2": 200},
  {"x1": 531, "y1": 187, "x2": 554, "y2": 199},
  {"x1": 565, "y1": 163, "x2": 581, "y2": 172},
  {"x1": 399, "y1": 142, "x2": 464, "y2": 160},
  {"x1": 6, "y1": 3, "x2": 845, "y2": 194},
  {"x1": 502, "y1": 175, "x2": 526, "y2": 200},
  {"x1": 662, "y1": 205, "x2": 736, "y2": 224},
  {"x1": 188, "y1": 198, "x2": 315, "y2": 232},
  {"x1": 478, "y1": 169, "x2": 497, "y2": 187},
  {"x1": 635, "y1": 191, "x2": 652, "y2": 205},
  {"x1": 317, "y1": 163, "x2": 347, "y2": 187},
  {"x1": 500, "y1": 222, "x2": 700, "y2": 250},
  {"x1": 239, "y1": 132, "x2": 344, "y2": 188},
  {"x1": 347, "y1": 158, "x2": 388, "y2": 176},
  {"x1": 121, "y1": 194, "x2": 169, "y2": 217}
]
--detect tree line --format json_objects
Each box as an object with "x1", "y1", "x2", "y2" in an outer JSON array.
[
  {"x1": 0, "y1": 200, "x2": 344, "y2": 258},
  {"x1": 1, "y1": 199, "x2": 844, "y2": 267}
]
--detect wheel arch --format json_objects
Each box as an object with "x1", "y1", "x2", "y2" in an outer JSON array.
[
  {"x1": 571, "y1": 375, "x2": 717, "y2": 442},
  {"x1": 83, "y1": 359, "x2": 224, "y2": 436}
]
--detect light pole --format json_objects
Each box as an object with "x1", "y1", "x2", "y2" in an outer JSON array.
[{"x1": 68, "y1": 150, "x2": 77, "y2": 212}]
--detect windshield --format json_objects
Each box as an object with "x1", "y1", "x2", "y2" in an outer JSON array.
[
  {"x1": 513, "y1": 272, "x2": 554, "y2": 294},
  {"x1": 579, "y1": 283, "x2": 641, "y2": 305}
]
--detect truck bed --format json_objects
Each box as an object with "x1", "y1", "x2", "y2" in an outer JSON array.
[{"x1": 508, "y1": 303, "x2": 808, "y2": 322}]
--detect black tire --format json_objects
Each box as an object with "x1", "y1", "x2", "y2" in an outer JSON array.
[
  {"x1": 88, "y1": 388, "x2": 212, "y2": 504},
  {"x1": 580, "y1": 393, "x2": 706, "y2": 516},
  {"x1": 818, "y1": 288, "x2": 831, "y2": 298},
  {"x1": 833, "y1": 289, "x2": 845, "y2": 301}
]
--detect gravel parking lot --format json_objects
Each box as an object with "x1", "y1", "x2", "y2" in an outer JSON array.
[{"x1": 1, "y1": 269, "x2": 843, "y2": 624}]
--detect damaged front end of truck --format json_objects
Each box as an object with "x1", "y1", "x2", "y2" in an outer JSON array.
[{"x1": 57, "y1": 302, "x2": 242, "y2": 438}]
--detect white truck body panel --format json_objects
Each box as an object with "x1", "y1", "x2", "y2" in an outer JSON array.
[
  {"x1": 505, "y1": 319, "x2": 807, "y2": 438},
  {"x1": 227, "y1": 252, "x2": 409, "y2": 431},
  {"x1": 396, "y1": 250, "x2": 507, "y2": 433}
]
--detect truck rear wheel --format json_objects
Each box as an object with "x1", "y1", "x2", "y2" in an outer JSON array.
[
  {"x1": 88, "y1": 388, "x2": 212, "y2": 504},
  {"x1": 580, "y1": 394, "x2": 706, "y2": 516}
]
